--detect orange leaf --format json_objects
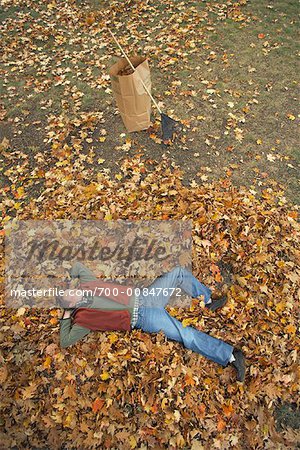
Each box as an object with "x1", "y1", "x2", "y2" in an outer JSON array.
[
  {"x1": 92, "y1": 397, "x2": 105, "y2": 413},
  {"x1": 258, "y1": 33, "x2": 265, "y2": 39},
  {"x1": 210, "y1": 264, "x2": 223, "y2": 283},
  {"x1": 215, "y1": 272, "x2": 222, "y2": 283},
  {"x1": 217, "y1": 418, "x2": 226, "y2": 432},
  {"x1": 151, "y1": 403, "x2": 159, "y2": 414},
  {"x1": 198, "y1": 403, "x2": 206, "y2": 419},
  {"x1": 285, "y1": 324, "x2": 296, "y2": 335},
  {"x1": 222, "y1": 404, "x2": 233, "y2": 417},
  {"x1": 86, "y1": 14, "x2": 95, "y2": 25},
  {"x1": 184, "y1": 374, "x2": 196, "y2": 386},
  {"x1": 287, "y1": 211, "x2": 298, "y2": 219}
]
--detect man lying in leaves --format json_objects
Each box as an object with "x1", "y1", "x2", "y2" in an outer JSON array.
[{"x1": 58, "y1": 262, "x2": 245, "y2": 382}]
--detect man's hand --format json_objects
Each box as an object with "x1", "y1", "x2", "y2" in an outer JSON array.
[{"x1": 61, "y1": 309, "x2": 72, "y2": 320}]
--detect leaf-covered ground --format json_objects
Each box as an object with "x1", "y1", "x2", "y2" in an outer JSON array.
[
  {"x1": 1, "y1": 156, "x2": 300, "y2": 449},
  {"x1": 0, "y1": 0, "x2": 300, "y2": 449},
  {"x1": 0, "y1": 0, "x2": 299, "y2": 206}
]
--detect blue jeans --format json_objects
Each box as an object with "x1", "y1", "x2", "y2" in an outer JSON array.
[{"x1": 134, "y1": 266, "x2": 233, "y2": 366}]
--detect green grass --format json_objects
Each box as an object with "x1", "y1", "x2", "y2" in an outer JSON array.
[{"x1": 0, "y1": 5, "x2": 20, "y2": 21}]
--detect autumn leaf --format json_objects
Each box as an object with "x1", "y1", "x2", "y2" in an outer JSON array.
[
  {"x1": 217, "y1": 418, "x2": 227, "y2": 432},
  {"x1": 100, "y1": 371, "x2": 110, "y2": 381},
  {"x1": 198, "y1": 403, "x2": 206, "y2": 419},
  {"x1": 43, "y1": 356, "x2": 52, "y2": 369},
  {"x1": 129, "y1": 436, "x2": 137, "y2": 449},
  {"x1": 108, "y1": 333, "x2": 119, "y2": 344},
  {"x1": 16, "y1": 307, "x2": 26, "y2": 316},
  {"x1": 92, "y1": 397, "x2": 105, "y2": 413},
  {"x1": 285, "y1": 324, "x2": 296, "y2": 335},
  {"x1": 0, "y1": 365, "x2": 8, "y2": 383},
  {"x1": 22, "y1": 383, "x2": 37, "y2": 400},
  {"x1": 222, "y1": 403, "x2": 234, "y2": 417},
  {"x1": 182, "y1": 317, "x2": 198, "y2": 328}
]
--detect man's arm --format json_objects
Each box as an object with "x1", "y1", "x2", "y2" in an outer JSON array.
[
  {"x1": 59, "y1": 309, "x2": 90, "y2": 348},
  {"x1": 69, "y1": 261, "x2": 97, "y2": 282},
  {"x1": 60, "y1": 261, "x2": 96, "y2": 348}
]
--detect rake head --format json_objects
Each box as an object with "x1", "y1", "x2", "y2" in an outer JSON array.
[{"x1": 161, "y1": 113, "x2": 182, "y2": 142}]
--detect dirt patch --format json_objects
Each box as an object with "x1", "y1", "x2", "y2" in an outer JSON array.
[{"x1": 275, "y1": 402, "x2": 300, "y2": 432}]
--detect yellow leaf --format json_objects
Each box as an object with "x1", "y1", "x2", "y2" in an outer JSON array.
[
  {"x1": 129, "y1": 436, "x2": 137, "y2": 449},
  {"x1": 161, "y1": 398, "x2": 168, "y2": 409},
  {"x1": 275, "y1": 301, "x2": 286, "y2": 313},
  {"x1": 108, "y1": 333, "x2": 118, "y2": 344},
  {"x1": 182, "y1": 318, "x2": 197, "y2": 328},
  {"x1": 64, "y1": 412, "x2": 75, "y2": 428},
  {"x1": 16, "y1": 187, "x2": 25, "y2": 198},
  {"x1": 276, "y1": 261, "x2": 285, "y2": 268},
  {"x1": 287, "y1": 114, "x2": 295, "y2": 120},
  {"x1": 43, "y1": 356, "x2": 52, "y2": 369},
  {"x1": 100, "y1": 371, "x2": 110, "y2": 381}
]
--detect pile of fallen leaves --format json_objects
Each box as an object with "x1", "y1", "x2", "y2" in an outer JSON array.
[
  {"x1": 0, "y1": 155, "x2": 299, "y2": 449},
  {"x1": 118, "y1": 66, "x2": 135, "y2": 77}
]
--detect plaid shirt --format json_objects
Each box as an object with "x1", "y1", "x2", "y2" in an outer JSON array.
[{"x1": 130, "y1": 294, "x2": 140, "y2": 328}]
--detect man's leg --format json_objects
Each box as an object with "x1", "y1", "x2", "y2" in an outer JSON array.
[
  {"x1": 135, "y1": 305, "x2": 233, "y2": 367},
  {"x1": 140, "y1": 266, "x2": 212, "y2": 308},
  {"x1": 135, "y1": 267, "x2": 245, "y2": 380}
]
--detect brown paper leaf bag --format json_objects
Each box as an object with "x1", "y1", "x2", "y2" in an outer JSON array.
[{"x1": 109, "y1": 56, "x2": 152, "y2": 132}]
